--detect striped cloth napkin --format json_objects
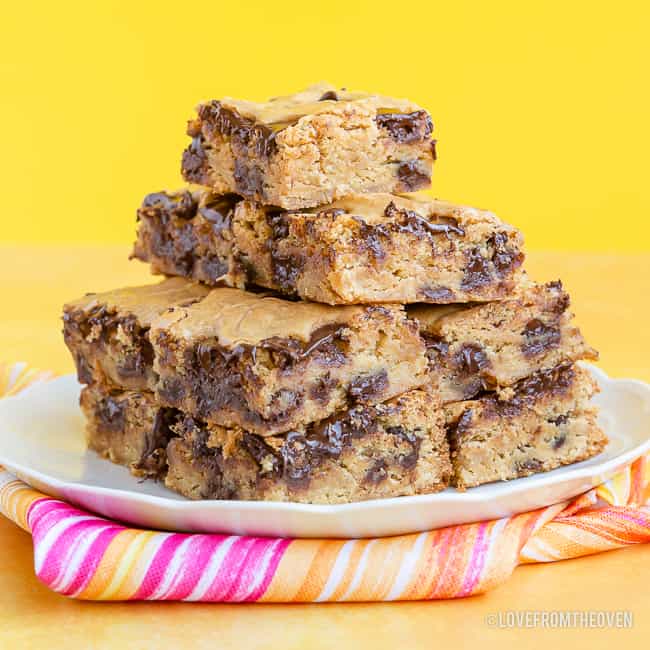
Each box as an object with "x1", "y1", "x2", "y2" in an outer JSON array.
[{"x1": 0, "y1": 363, "x2": 648, "y2": 602}]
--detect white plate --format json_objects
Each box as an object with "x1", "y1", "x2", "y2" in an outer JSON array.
[{"x1": 0, "y1": 363, "x2": 648, "y2": 538}]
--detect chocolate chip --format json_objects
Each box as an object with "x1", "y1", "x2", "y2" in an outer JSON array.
[
  {"x1": 138, "y1": 408, "x2": 177, "y2": 475},
  {"x1": 181, "y1": 137, "x2": 208, "y2": 183},
  {"x1": 421, "y1": 333, "x2": 450, "y2": 369},
  {"x1": 318, "y1": 90, "x2": 339, "y2": 101},
  {"x1": 241, "y1": 432, "x2": 281, "y2": 476},
  {"x1": 446, "y1": 409, "x2": 475, "y2": 446},
  {"x1": 521, "y1": 319, "x2": 561, "y2": 357},
  {"x1": 397, "y1": 161, "x2": 430, "y2": 191},
  {"x1": 419, "y1": 286, "x2": 456, "y2": 302},
  {"x1": 552, "y1": 433, "x2": 567, "y2": 449},
  {"x1": 353, "y1": 218, "x2": 388, "y2": 263},
  {"x1": 546, "y1": 280, "x2": 571, "y2": 314},
  {"x1": 516, "y1": 362, "x2": 575, "y2": 401},
  {"x1": 516, "y1": 458, "x2": 544, "y2": 473},
  {"x1": 348, "y1": 370, "x2": 389, "y2": 403},
  {"x1": 387, "y1": 425, "x2": 421, "y2": 469},
  {"x1": 140, "y1": 191, "x2": 197, "y2": 220},
  {"x1": 489, "y1": 231, "x2": 522, "y2": 277},
  {"x1": 198, "y1": 195, "x2": 238, "y2": 234},
  {"x1": 198, "y1": 101, "x2": 278, "y2": 158},
  {"x1": 375, "y1": 110, "x2": 433, "y2": 143},
  {"x1": 551, "y1": 414, "x2": 569, "y2": 426},
  {"x1": 453, "y1": 344, "x2": 490, "y2": 376},
  {"x1": 384, "y1": 202, "x2": 465, "y2": 240},
  {"x1": 461, "y1": 248, "x2": 492, "y2": 291},
  {"x1": 97, "y1": 396, "x2": 125, "y2": 432},
  {"x1": 269, "y1": 253, "x2": 303, "y2": 295},
  {"x1": 233, "y1": 159, "x2": 266, "y2": 197},
  {"x1": 308, "y1": 373, "x2": 338, "y2": 405},
  {"x1": 364, "y1": 459, "x2": 388, "y2": 484},
  {"x1": 278, "y1": 407, "x2": 378, "y2": 487}
]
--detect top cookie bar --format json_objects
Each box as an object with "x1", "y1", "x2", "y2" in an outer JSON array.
[{"x1": 181, "y1": 83, "x2": 436, "y2": 209}]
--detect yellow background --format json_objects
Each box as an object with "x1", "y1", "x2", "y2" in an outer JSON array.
[{"x1": 1, "y1": 0, "x2": 648, "y2": 250}]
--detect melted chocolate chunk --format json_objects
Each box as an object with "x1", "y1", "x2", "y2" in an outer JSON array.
[
  {"x1": 198, "y1": 194, "x2": 239, "y2": 234},
  {"x1": 181, "y1": 137, "x2": 208, "y2": 183},
  {"x1": 446, "y1": 409, "x2": 475, "y2": 445},
  {"x1": 397, "y1": 161, "x2": 431, "y2": 191},
  {"x1": 96, "y1": 396, "x2": 125, "y2": 432},
  {"x1": 316, "y1": 208, "x2": 346, "y2": 218},
  {"x1": 386, "y1": 425, "x2": 422, "y2": 469},
  {"x1": 265, "y1": 211, "x2": 304, "y2": 293},
  {"x1": 375, "y1": 110, "x2": 433, "y2": 144},
  {"x1": 489, "y1": 231, "x2": 522, "y2": 277},
  {"x1": 521, "y1": 318, "x2": 561, "y2": 357},
  {"x1": 64, "y1": 308, "x2": 153, "y2": 384},
  {"x1": 353, "y1": 218, "x2": 388, "y2": 263},
  {"x1": 138, "y1": 408, "x2": 177, "y2": 474},
  {"x1": 364, "y1": 459, "x2": 388, "y2": 484},
  {"x1": 233, "y1": 159, "x2": 266, "y2": 197},
  {"x1": 552, "y1": 432, "x2": 567, "y2": 449},
  {"x1": 384, "y1": 202, "x2": 465, "y2": 239},
  {"x1": 419, "y1": 286, "x2": 456, "y2": 302},
  {"x1": 241, "y1": 432, "x2": 281, "y2": 476},
  {"x1": 198, "y1": 101, "x2": 279, "y2": 158},
  {"x1": 348, "y1": 370, "x2": 389, "y2": 403},
  {"x1": 546, "y1": 280, "x2": 570, "y2": 314},
  {"x1": 550, "y1": 414, "x2": 569, "y2": 426},
  {"x1": 308, "y1": 373, "x2": 338, "y2": 405},
  {"x1": 277, "y1": 407, "x2": 377, "y2": 487},
  {"x1": 318, "y1": 90, "x2": 339, "y2": 101},
  {"x1": 421, "y1": 333, "x2": 450, "y2": 369},
  {"x1": 515, "y1": 363, "x2": 575, "y2": 402},
  {"x1": 453, "y1": 344, "x2": 490, "y2": 376},
  {"x1": 516, "y1": 458, "x2": 544, "y2": 473},
  {"x1": 140, "y1": 191, "x2": 197, "y2": 220},
  {"x1": 461, "y1": 248, "x2": 492, "y2": 291}
]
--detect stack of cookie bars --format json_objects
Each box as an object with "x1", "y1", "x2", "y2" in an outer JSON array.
[{"x1": 63, "y1": 83, "x2": 607, "y2": 503}]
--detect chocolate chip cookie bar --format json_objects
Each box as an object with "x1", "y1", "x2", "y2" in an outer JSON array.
[
  {"x1": 445, "y1": 363, "x2": 607, "y2": 489},
  {"x1": 166, "y1": 389, "x2": 450, "y2": 503},
  {"x1": 63, "y1": 278, "x2": 210, "y2": 391},
  {"x1": 79, "y1": 383, "x2": 450, "y2": 504},
  {"x1": 64, "y1": 280, "x2": 430, "y2": 436},
  {"x1": 80, "y1": 385, "x2": 175, "y2": 479},
  {"x1": 151, "y1": 287, "x2": 429, "y2": 435},
  {"x1": 132, "y1": 189, "x2": 525, "y2": 305},
  {"x1": 181, "y1": 83, "x2": 436, "y2": 209},
  {"x1": 410, "y1": 280, "x2": 598, "y2": 402}
]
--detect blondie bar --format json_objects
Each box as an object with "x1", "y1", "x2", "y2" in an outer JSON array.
[
  {"x1": 166, "y1": 389, "x2": 450, "y2": 504},
  {"x1": 64, "y1": 280, "x2": 430, "y2": 435},
  {"x1": 181, "y1": 83, "x2": 436, "y2": 209},
  {"x1": 63, "y1": 278, "x2": 210, "y2": 391},
  {"x1": 151, "y1": 287, "x2": 429, "y2": 435},
  {"x1": 133, "y1": 189, "x2": 525, "y2": 305},
  {"x1": 80, "y1": 384, "x2": 450, "y2": 504},
  {"x1": 410, "y1": 281, "x2": 598, "y2": 402},
  {"x1": 445, "y1": 363, "x2": 607, "y2": 489}
]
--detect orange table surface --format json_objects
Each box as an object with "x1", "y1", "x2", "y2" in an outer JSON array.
[{"x1": 1, "y1": 245, "x2": 649, "y2": 649}]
